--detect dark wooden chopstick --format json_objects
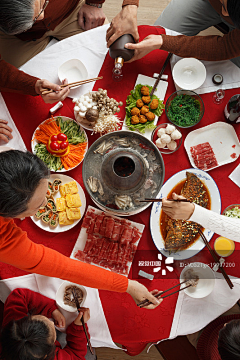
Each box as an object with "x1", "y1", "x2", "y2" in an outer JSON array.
[
  {"x1": 137, "y1": 280, "x2": 188, "y2": 308},
  {"x1": 72, "y1": 289, "x2": 94, "y2": 354},
  {"x1": 41, "y1": 76, "x2": 103, "y2": 95},
  {"x1": 139, "y1": 198, "x2": 191, "y2": 203},
  {"x1": 150, "y1": 52, "x2": 173, "y2": 96},
  {"x1": 198, "y1": 229, "x2": 234, "y2": 289}
]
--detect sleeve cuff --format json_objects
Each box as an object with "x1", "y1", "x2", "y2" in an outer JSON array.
[
  {"x1": 122, "y1": 0, "x2": 139, "y2": 7},
  {"x1": 188, "y1": 203, "x2": 207, "y2": 225}
]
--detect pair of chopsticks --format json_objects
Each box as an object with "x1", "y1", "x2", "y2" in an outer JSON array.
[
  {"x1": 137, "y1": 280, "x2": 191, "y2": 308},
  {"x1": 198, "y1": 229, "x2": 234, "y2": 289},
  {"x1": 150, "y1": 52, "x2": 173, "y2": 96},
  {"x1": 139, "y1": 198, "x2": 191, "y2": 203},
  {"x1": 41, "y1": 76, "x2": 103, "y2": 95},
  {"x1": 71, "y1": 289, "x2": 94, "y2": 355}
]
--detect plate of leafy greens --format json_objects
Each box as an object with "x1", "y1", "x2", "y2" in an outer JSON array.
[
  {"x1": 123, "y1": 74, "x2": 166, "y2": 139},
  {"x1": 32, "y1": 116, "x2": 88, "y2": 172}
]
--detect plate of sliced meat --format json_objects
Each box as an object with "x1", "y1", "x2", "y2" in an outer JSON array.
[
  {"x1": 184, "y1": 122, "x2": 240, "y2": 171},
  {"x1": 150, "y1": 169, "x2": 221, "y2": 260},
  {"x1": 71, "y1": 206, "x2": 144, "y2": 276}
]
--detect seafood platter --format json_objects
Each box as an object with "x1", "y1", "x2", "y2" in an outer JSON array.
[
  {"x1": 82, "y1": 130, "x2": 165, "y2": 216},
  {"x1": 71, "y1": 206, "x2": 144, "y2": 276},
  {"x1": 150, "y1": 169, "x2": 221, "y2": 260}
]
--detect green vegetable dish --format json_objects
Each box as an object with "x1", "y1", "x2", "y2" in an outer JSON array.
[
  {"x1": 125, "y1": 84, "x2": 164, "y2": 133},
  {"x1": 167, "y1": 94, "x2": 201, "y2": 127},
  {"x1": 224, "y1": 206, "x2": 240, "y2": 219}
]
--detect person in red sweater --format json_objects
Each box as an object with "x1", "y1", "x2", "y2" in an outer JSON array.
[
  {"x1": 0, "y1": 288, "x2": 90, "y2": 360},
  {"x1": 0, "y1": 149, "x2": 162, "y2": 309}
]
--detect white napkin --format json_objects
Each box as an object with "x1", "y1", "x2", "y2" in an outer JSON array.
[
  {"x1": 0, "y1": 94, "x2": 26, "y2": 150},
  {"x1": 229, "y1": 163, "x2": 240, "y2": 188},
  {"x1": 165, "y1": 28, "x2": 240, "y2": 94},
  {"x1": 0, "y1": 274, "x2": 120, "y2": 350},
  {"x1": 20, "y1": 25, "x2": 109, "y2": 99}
]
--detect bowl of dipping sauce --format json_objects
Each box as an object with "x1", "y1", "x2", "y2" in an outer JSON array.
[
  {"x1": 172, "y1": 58, "x2": 206, "y2": 91},
  {"x1": 214, "y1": 236, "x2": 235, "y2": 257},
  {"x1": 58, "y1": 59, "x2": 88, "y2": 88}
]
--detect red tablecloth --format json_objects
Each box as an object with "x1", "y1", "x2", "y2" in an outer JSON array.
[{"x1": 1, "y1": 25, "x2": 240, "y2": 355}]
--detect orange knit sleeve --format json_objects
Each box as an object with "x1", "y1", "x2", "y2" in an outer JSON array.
[{"x1": 0, "y1": 217, "x2": 128, "y2": 292}]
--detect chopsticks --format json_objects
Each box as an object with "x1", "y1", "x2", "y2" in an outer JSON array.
[
  {"x1": 41, "y1": 76, "x2": 103, "y2": 95},
  {"x1": 150, "y1": 52, "x2": 173, "y2": 96},
  {"x1": 198, "y1": 229, "x2": 234, "y2": 289},
  {"x1": 71, "y1": 289, "x2": 94, "y2": 355},
  {"x1": 137, "y1": 280, "x2": 190, "y2": 308},
  {"x1": 139, "y1": 198, "x2": 191, "y2": 203}
]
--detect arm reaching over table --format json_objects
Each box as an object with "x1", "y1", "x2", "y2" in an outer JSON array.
[
  {"x1": 162, "y1": 193, "x2": 240, "y2": 242},
  {"x1": 0, "y1": 120, "x2": 13, "y2": 143},
  {"x1": 106, "y1": 2, "x2": 139, "y2": 47},
  {"x1": 35, "y1": 78, "x2": 70, "y2": 104},
  {"x1": 125, "y1": 34, "x2": 163, "y2": 62},
  {"x1": 127, "y1": 280, "x2": 162, "y2": 309}
]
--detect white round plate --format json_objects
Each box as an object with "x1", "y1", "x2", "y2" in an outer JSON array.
[
  {"x1": 56, "y1": 281, "x2": 87, "y2": 313},
  {"x1": 150, "y1": 168, "x2": 221, "y2": 260},
  {"x1": 31, "y1": 174, "x2": 86, "y2": 233},
  {"x1": 31, "y1": 116, "x2": 88, "y2": 172},
  {"x1": 180, "y1": 262, "x2": 215, "y2": 298},
  {"x1": 58, "y1": 59, "x2": 88, "y2": 89},
  {"x1": 173, "y1": 58, "x2": 206, "y2": 91}
]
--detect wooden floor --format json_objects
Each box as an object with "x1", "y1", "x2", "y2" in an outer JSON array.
[{"x1": 96, "y1": 1, "x2": 219, "y2": 358}]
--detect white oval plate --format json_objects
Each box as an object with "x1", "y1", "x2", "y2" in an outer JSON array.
[
  {"x1": 150, "y1": 168, "x2": 221, "y2": 260},
  {"x1": 31, "y1": 116, "x2": 88, "y2": 172},
  {"x1": 173, "y1": 58, "x2": 206, "y2": 91},
  {"x1": 58, "y1": 59, "x2": 88, "y2": 89},
  {"x1": 31, "y1": 174, "x2": 86, "y2": 233}
]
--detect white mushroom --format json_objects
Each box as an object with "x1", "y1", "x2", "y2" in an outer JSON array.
[{"x1": 74, "y1": 106, "x2": 80, "y2": 112}]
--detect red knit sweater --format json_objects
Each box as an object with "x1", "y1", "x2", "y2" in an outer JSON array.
[{"x1": 2, "y1": 288, "x2": 88, "y2": 360}]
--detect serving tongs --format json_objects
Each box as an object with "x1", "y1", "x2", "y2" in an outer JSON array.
[
  {"x1": 71, "y1": 288, "x2": 94, "y2": 354},
  {"x1": 137, "y1": 280, "x2": 191, "y2": 308}
]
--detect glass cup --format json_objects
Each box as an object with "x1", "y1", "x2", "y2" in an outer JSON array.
[
  {"x1": 214, "y1": 236, "x2": 235, "y2": 257},
  {"x1": 212, "y1": 89, "x2": 225, "y2": 104}
]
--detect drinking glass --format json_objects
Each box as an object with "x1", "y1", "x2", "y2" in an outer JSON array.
[{"x1": 212, "y1": 89, "x2": 225, "y2": 104}]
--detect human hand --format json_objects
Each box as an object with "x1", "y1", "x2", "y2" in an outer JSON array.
[
  {"x1": 0, "y1": 120, "x2": 13, "y2": 143},
  {"x1": 124, "y1": 34, "x2": 163, "y2": 63},
  {"x1": 106, "y1": 5, "x2": 138, "y2": 47},
  {"x1": 35, "y1": 78, "x2": 70, "y2": 104},
  {"x1": 74, "y1": 307, "x2": 90, "y2": 325},
  {"x1": 162, "y1": 192, "x2": 195, "y2": 220},
  {"x1": 78, "y1": 4, "x2": 105, "y2": 31},
  {"x1": 127, "y1": 280, "x2": 163, "y2": 309},
  {"x1": 52, "y1": 309, "x2": 66, "y2": 328}
]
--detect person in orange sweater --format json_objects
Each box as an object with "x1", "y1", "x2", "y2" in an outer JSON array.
[
  {"x1": 0, "y1": 150, "x2": 162, "y2": 309},
  {"x1": 0, "y1": 288, "x2": 90, "y2": 360}
]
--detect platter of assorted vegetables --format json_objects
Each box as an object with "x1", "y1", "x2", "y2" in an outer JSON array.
[{"x1": 32, "y1": 116, "x2": 88, "y2": 172}]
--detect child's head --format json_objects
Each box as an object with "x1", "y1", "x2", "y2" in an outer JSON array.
[
  {"x1": 0, "y1": 314, "x2": 56, "y2": 360},
  {"x1": 218, "y1": 319, "x2": 240, "y2": 360}
]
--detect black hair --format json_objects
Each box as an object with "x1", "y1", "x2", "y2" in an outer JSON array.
[
  {"x1": 0, "y1": 0, "x2": 34, "y2": 35},
  {"x1": 0, "y1": 315, "x2": 56, "y2": 360},
  {"x1": 218, "y1": 319, "x2": 240, "y2": 360},
  {"x1": 227, "y1": 0, "x2": 240, "y2": 29},
  {"x1": 0, "y1": 150, "x2": 49, "y2": 218}
]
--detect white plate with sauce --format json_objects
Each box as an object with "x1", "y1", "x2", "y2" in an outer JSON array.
[{"x1": 150, "y1": 168, "x2": 221, "y2": 260}]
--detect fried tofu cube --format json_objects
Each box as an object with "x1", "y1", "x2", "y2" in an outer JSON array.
[
  {"x1": 139, "y1": 115, "x2": 147, "y2": 123},
  {"x1": 145, "y1": 111, "x2": 155, "y2": 122},
  {"x1": 56, "y1": 197, "x2": 66, "y2": 212},
  {"x1": 58, "y1": 211, "x2": 74, "y2": 225},
  {"x1": 66, "y1": 207, "x2": 81, "y2": 220},
  {"x1": 150, "y1": 99, "x2": 159, "y2": 109},
  {"x1": 141, "y1": 86, "x2": 149, "y2": 96},
  {"x1": 130, "y1": 107, "x2": 140, "y2": 116},
  {"x1": 136, "y1": 99, "x2": 144, "y2": 108},
  {"x1": 140, "y1": 105, "x2": 149, "y2": 115},
  {"x1": 59, "y1": 185, "x2": 66, "y2": 197},
  {"x1": 66, "y1": 193, "x2": 82, "y2": 208},
  {"x1": 64, "y1": 181, "x2": 78, "y2": 195},
  {"x1": 142, "y1": 96, "x2": 151, "y2": 104}
]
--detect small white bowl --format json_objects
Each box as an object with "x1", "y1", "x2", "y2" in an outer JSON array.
[
  {"x1": 173, "y1": 58, "x2": 206, "y2": 91},
  {"x1": 180, "y1": 262, "x2": 215, "y2": 298},
  {"x1": 56, "y1": 281, "x2": 87, "y2": 313},
  {"x1": 58, "y1": 59, "x2": 88, "y2": 88}
]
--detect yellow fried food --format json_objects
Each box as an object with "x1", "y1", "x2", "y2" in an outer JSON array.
[
  {"x1": 136, "y1": 99, "x2": 144, "y2": 108},
  {"x1": 56, "y1": 198, "x2": 66, "y2": 212},
  {"x1": 142, "y1": 96, "x2": 151, "y2": 104},
  {"x1": 139, "y1": 115, "x2": 147, "y2": 124},
  {"x1": 66, "y1": 193, "x2": 82, "y2": 208},
  {"x1": 64, "y1": 181, "x2": 78, "y2": 195},
  {"x1": 140, "y1": 105, "x2": 149, "y2": 115},
  {"x1": 150, "y1": 99, "x2": 159, "y2": 110},
  {"x1": 131, "y1": 107, "x2": 140, "y2": 116},
  {"x1": 145, "y1": 111, "x2": 155, "y2": 122},
  {"x1": 66, "y1": 207, "x2": 81, "y2": 220},
  {"x1": 131, "y1": 115, "x2": 140, "y2": 124},
  {"x1": 59, "y1": 185, "x2": 66, "y2": 197},
  {"x1": 141, "y1": 86, "x2": 149, "y2": 96},
  {"x1": 59, "y1": 211, "x2": 74, "y2": 225}
]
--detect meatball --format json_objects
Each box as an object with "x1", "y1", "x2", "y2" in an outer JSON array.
[
  {"x1": 150, "y1": 99, "x2": 159, "y2": 109},
  {"x1": 140, "y1": 105, "x2": 149, "y2": 115},
  {"x1": 141, "y1": 86, "x2": 149, "y2": 96},
  {"x1": 136, "y1": 99, "x2": 144, "y2": 108},
  {"x1": 145, "y1": 111, "x2": 155, "y2": 122},
  {"x1": 142, "y1": 96, "x2": 151, "y2": 104},
  {"x1": 131, "y1": 115, "x2": 140, "y2": 124},
  {"x1": 139, "y1": 115, "x2": 147, "y2": 123},
  {"x1": 131, "y1": 107, "x2": 140, "y2": 116}
]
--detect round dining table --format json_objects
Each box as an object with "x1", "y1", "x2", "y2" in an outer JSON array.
[{"x1": 0, "y1": 25, "x2": 240, "y2": 356}]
